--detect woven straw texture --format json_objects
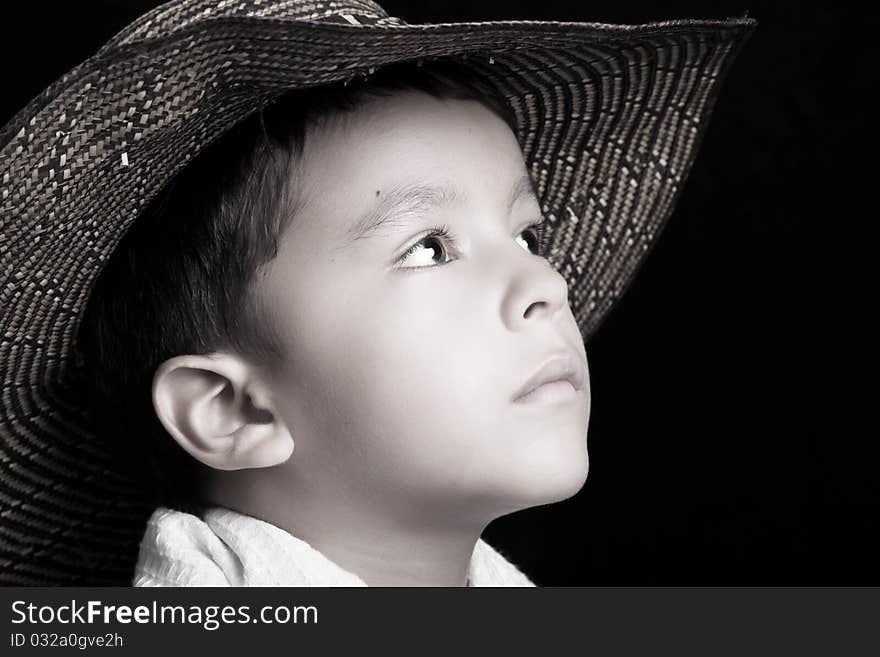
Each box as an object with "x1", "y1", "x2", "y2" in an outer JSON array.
[{"x1": 0, "y1": 0, "x2": 755, "y2": 584}]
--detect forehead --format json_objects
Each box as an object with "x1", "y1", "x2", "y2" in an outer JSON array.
[{"x1": 292, "y1": 92, "x2": 539, "y2": 245}]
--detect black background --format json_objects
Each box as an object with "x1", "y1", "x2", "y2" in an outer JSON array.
[{"x1": 1, "y1": 2, "x2": 860, "y2": 584}]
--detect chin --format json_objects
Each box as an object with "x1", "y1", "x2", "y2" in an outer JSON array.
[
  {"x1": 498, "y1": 440, "x2": 590, "y2": 513},
  {"x1": 535, "y1": 451, "x2": 590, "y2": 505}
]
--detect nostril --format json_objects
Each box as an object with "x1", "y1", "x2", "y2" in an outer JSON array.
[{"x1": 523, "y1": 299, "x2": 549, "y2": 320}]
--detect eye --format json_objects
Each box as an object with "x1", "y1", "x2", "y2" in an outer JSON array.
[
  {"x1": 516, "y1": 221, "x2": 546, "y2": 256},
  {"x1": 395, "y1": 220, "x2": 548, "y2": 271},
  {"x1": 396, "y1": 225, "x2": 458, "y2": 270}
]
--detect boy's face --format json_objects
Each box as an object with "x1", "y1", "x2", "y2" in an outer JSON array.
[{"x1": 254, "y1": 90, "x2": 590, "y2": 524}]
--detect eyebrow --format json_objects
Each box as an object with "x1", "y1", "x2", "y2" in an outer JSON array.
[{"x1": 341, "y1": 171, "x2": 539, "y2": 246}]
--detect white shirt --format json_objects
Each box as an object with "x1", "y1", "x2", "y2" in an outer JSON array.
[{"x1": 133, "y1": 506, "x2": 536, "y2": 587}]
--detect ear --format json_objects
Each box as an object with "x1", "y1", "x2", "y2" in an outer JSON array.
[{"x1": 151, "y1": 351, "x2": 294, "y2": 471}]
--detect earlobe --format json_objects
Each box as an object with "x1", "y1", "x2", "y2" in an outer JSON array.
[{"x1": 151, "y1": 353, "x2": 294, "y2": 471}]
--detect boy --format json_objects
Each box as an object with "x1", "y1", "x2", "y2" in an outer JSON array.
[
  {"x1": 0, "y1": 0, "x2": 755, "y2": 586},
  {"x1": 84, "y1": 60, "x2": 586, "y2": 586}
]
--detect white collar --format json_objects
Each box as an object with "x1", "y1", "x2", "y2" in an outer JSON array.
[{"x1": 134, "y1": 506, "x2": 535, "y2": 587}]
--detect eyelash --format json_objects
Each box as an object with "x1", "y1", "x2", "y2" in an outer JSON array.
[{"x1": 395, "y1": 219, "x2": 550, "y2": 271}]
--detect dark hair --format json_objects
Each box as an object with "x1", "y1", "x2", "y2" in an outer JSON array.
[{"x1": 76, "y1": 58, "x2": 517, "y2": 514}]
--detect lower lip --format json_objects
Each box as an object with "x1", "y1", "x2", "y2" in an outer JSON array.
[{"x1": 513, "y1": 380, "x2": 578, "y2": 404}]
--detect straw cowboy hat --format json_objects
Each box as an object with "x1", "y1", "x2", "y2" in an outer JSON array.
[{"x1": 0, "y1": 0, "x2": 755, "y2": 584}]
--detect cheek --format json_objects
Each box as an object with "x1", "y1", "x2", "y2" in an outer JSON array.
[
  {"x1": 340, "y1": 280, "x2": 477, "y2": 404},
  {"x1": 326, "y1": 295, "x2": 495, "y2": 477},
  {"x1": 346, "y1": 304, "x2": 479, "y2": 426}
]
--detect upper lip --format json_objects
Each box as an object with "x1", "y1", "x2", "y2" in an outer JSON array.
[{"x1": 512, "y1": 351, "x2": 586, "y2": 402}]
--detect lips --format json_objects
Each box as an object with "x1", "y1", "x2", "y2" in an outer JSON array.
[{"x1": 512, "y1": 352, "x2": 586, "y2": 403}]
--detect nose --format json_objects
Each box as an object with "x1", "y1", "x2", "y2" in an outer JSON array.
[{"x1": 501, "y1": 244, "x2": 570, "y2": 330}]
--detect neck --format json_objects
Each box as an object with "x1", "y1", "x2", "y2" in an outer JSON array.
[{"x1": 202, "y1": 467, "x2": 487, "y2": 587}]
